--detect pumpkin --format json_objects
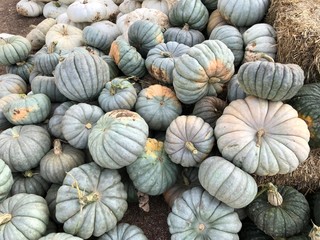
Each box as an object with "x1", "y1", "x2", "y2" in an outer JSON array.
[
  {"x1": 0, "y1": 125, "x2": 52, "y2": 172},
  {"x1": 135, "y1": 84, "x2": 182, "y2": 131},
  {"x1": 0, "y1": 94, "x2": 21, "y2": 131},
  {"x1": 6, "y1": 55, "x2": 34, "y2": 82},
  {"x1": 2, "y1": 93, "x2": 51, "y2": 125},
  {"x1": 237, "y1": 60, "x2": 305, "y2": 101},
  {"x1": 55, "y1": 49, "x2": 110, "y2": 102},
  {"x1": 0, "y1": 159, "x2": 13, "y2": 203},
  {"x1": 239, "y1": 218, "x2": 273, "y2": 240},
  {"x1": 198, "y1": 156, "x2": 258, "y2": 208},
  {"x1": 172, "y1": 39, "x2": 235, "y2": 104},
  {"x1": 201, "y1": 0, "x2": 218, "y2": 11},
  {"x1": 0, "y1": 35, "x2": 32, "y2": 66},
  {"x1": 206, "y1": 9, "x2": 228, "y2": 36},
  {"x1": 56, "y1": 12, "x2": 91, "y2": 30},
  {"x1": 61, "y1": 103, "x2": 104, "y2": 149},
  {"x1": 0, "y1": 74, "x2": 27, "y2": 98},
  {"x1": 141, "y1": 0, "x2": 176, "y2": 15},
  {"x1": 218, "y1": 0, "x2": 270, "y2": 27},
  {"x1": 55, "y1": 162, "x2": 128, "y2": 239},
  {"x1": 247, "y1": 183, "x2": 310, "y2": 238},
  {"x1": 164, "y1": 115, "x2": 214, "y2": 167},
  {"x1": 227, "y1": 74, "x2": 247, "y2": 102},
  {"x1": 167, "y1": 186, "x2": 242, "y2": 239},
  {"x1": 128, "y1": 20, "x2": 164, "y2": 58},
  {"x1": 98, "y1": 223, "x2": 148, "y2": 240},
  {"x1": 43, "y1": 1, "x2": 68, "y2": 19},
  {"x1": 164, "y1": 26, "x2": 205, "y2": 47},
  {"x1": 0, "y1": 193, "x2": 49, "y2": 240},
  {"x1": 289, "y1": 83, "x2": 320, "y2": 149},
  {"x1": 45, "y1": 183, "x2": 60, "y2": 222},
  {"x1": 109, "y1": 36, "x2": 146, "y2": 78},
  {"x1": 145, "y1": 41, "x2": 190, "y2": 84},
  {"x1": 118, "y1": 0, "x2": 141, "y2": 14},
  {"x1": 16, "y1": 0, "x2": 45, "y2": 17},
  {"x1": 215, "y1": 96, "x2": 310, "y2": 176},
  {"x1": 101, "y1": 55, "x2": 120, "y2": 80},
  {"x1": 40, "y1": 232, "x2": 83, "y2": 240},
  {"x1": 88, "y1": 109, "x2": 149, "y2": 169},
  {"x1": 168, "y1": 0, "x2": 209, "y2": 31},
  {"x1": 126, "y1": 138, "x2": 180, "y2": 196},
  {"x1": 98, "y1": 77, "x2": 137, "y2": 112},
  {"x1": 11, "y1": 168, "x2": 51, "y2": 197},
  {"x1": 40, "y1": 139, "x2": 86, "y2": 184}
]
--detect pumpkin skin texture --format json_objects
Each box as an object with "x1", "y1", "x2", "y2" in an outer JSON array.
[
  {"x1": 135, "y1": 84, "x2": 182, "y2": 131},
  {"x1": 126, "y1": 138, "x2": 180, "y2": 196},
  {"x1": 206, "y1": 9, "x2": 228, "y2": 36},
  {"x1": 247, "y1": 184, "x2": 310, "y2": 238},
  {"x1": 237, "y1": 61, "x2": 305, "y2": 101},
  {"x1": 214, "y1": 96, "x2": 310, "y2": 176},
  {"x1": 55, "y1": 162, "x2": 128, "y2": 239},
  {"x1": 0, "y1": 73, "x2": 27, "y2": 98},
  {"x1": 6, "y1": 55, "x2": 34, "y2": 82},
  {"x1": 16, "y1": 0, "x2": 44, "y2": 17},
  {"x1": 0, "y1": 94, "x2": 22, "y2": 131},
  {"x1": 227, "y1": 74, "x2": 247, "y2": 102},
  {"x1": 172, "y1": 40, "x2": 235, "y2": 104},
  {"x1": 0, "y1": 35, "x2": 32, "y2": 66},
  {"x1": 0, "y1": 159, "x2": 13, "y2": 203},
  {"x1": 88, "y1": 109, "x2": 149, "y2": 169},
  {"x1": 55, "y1": 49, "x2": 110, "y2": 102},
  {"x1": 0, "y1": 193, "x2": 49, "y2": 240},
  {"x1": 98, "y1": 223, "x2": 148, "y2": 240},
  {"x1": 218, "y1": 0, "x2": 270, "y2": 27},
  {"x1": 45, "y1": 183, "x2": 60, "y2": 222},
  {"x1": 198, "y1": 156, "x2": 258, "y2": 209},
  {"x1": 40, "y1": 232, "x2": 83, "y2": 240},
  {"x1": 145, "y1": 41, "x2": 190, "y2": 84},
  {"x1": 101, "y1": 55, "x2": 120, "y2": 80},
  {"x1": 163, "y1": 26, "x2": 205, "y2": 47},
  {"x1": 164, "y1": 115, "x2": 214, "y2": 167},
  {"x1": 167, "y1": 186, "x2": 242, "y2": 240},
  {"x1": 3, "y1": 93, "x2": 51, "y2": 125},
  {"x1": 289, "y1": 83, "x2": 320, "y2": 149},
  {"x1": 40, "y1": 139, "x2": 86, "y2": 184},
  {"x1": 0, "y1": 125, "x2": 52, "y2": 172}
]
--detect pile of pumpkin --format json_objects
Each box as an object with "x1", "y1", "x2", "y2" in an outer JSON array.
[{"x1": 0, "y1": 0, "x2": 320, "y2": 239}]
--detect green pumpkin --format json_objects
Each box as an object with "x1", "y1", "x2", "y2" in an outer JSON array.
[
  {"x1": 289, "y1": 83, "x2": 320, "y2": 149},
  {"x1": 239, "y1": 218, "x2": 273, "y2": 240},
  {"x1": 0, "y1": 193, "x2": 49, "y2": 240},
  {"x1": 55, "y1": 162, "x2": 128, "y2": 239},
  {"x1": 0, "y1": 125, "x2": 51, "y2": 172},
  {"x1": 40, "y1": 232, "x2": 83, "y2": 240},
  {"x1": 3, "y1": 93, "x2": 51, "y2": 125},
  {"x1": 173, "y1": 39, "x2": 235, "y2": 104},
  {"x1": 0, "y1": 159, "x2": 13, "y2": 203},
  {"x1": 0, "y1": 94, "x2": 21, "y2": 131},
  {"x1": 128, "y1": 20, "x2": 164, "y2": 58},
  {"x1": 308, "y1": 191, "x2": 320, "y2": 226},
  {"x1": 247, "y1": 183, "x2": 310, "y2": 238},
  {"x1": 6, "y1": 55, "x2": 34, "y2": 82},
  {"x1": 88, "y1": 109, "x2": 149, "y2": 169},
  {"x1": 167, "y1": 186, "x2": 242, "y2": 239},
  {"x1": 198, "y1": 156, "x2": 258, "y2": 208},
  {"x1": 0, "y1": 35, "x2": 32, "y2": 65},
  {"x1": 164, "y1": 26, "x2": 205, "y2": 47},
  {"x1": 0, "y1": 73, "x2": 27, "y2": 98},
  {"x1": 98, "y1": 223, "x2": 148, "y2": 240}
]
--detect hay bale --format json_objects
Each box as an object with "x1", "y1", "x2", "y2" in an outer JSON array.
[
  {"x1": 254, "y1": 148, "x2": 320, "y2": 194},
  {"x1": 265, "y1": 0, "x2": 320, "y2": 83}
]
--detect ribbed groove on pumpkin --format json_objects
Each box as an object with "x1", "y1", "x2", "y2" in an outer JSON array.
[{"x1": 0, "y1": 213, "x2": 12, "y2": 225}]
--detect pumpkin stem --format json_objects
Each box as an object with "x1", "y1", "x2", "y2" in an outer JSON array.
[
  {"x1": 259, "y1": 53, "x2": 275, "y2": 63},
  {"x1": 198, "y1": 223, "x2": 206, "y2": 231},
  {"x1": 23, "y1": 170, "x2": 36, "y2": 178},
  {"x1": 267, "y1": 182, "x2": 283, "y2": 206},
  {"x1": 53, "y1": 1, "x2": 61, "y2": 7},
  {"x1": 0, "y1": 213, "x2": 12, "y2": 225},
  {"x1": 185, "y1": 141, "x2": 198, "y2": 155},
  {"x1": 256, "y1": 129, "x2": 265, "y2": 147},
  {"x1": 209, "y1": 77, "x2": 221, "y2": 84},
  {"x1": 80, "y1": 192, "x2": 100, "y2": 206},
  {"x1": 160, "y1": 51, "x2": 172, "y2": 58},
  {"x1": 11, "y1": 129, "x2": 20, "y2": 138},
  {"x1": 48, "y1": 41, "x2": 58, "y2": 54},
  {"x1": 85, "y1": 123, "x2": 92, "y2": 129},
  {"x1": 62, "y1": 25, "x2": 68, "y2": 36},
  {"x1": 309, "y1": 220, "x2": 320, "y2": 240},
  {"x1": 53, "y1": 139, "x2": 63, "y2": 155},
  {"x1": 16, "y1": 61, "x2": 26, "y2": 66},
  {"x1": 182, "y1": 23, "x2": 189, "y2": 31}
]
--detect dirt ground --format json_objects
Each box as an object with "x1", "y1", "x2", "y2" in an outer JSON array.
[{"x1": 0, "y1": 1, "x2": 171, "y2": 239}]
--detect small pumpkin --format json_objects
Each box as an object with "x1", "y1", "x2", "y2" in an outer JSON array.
[
  {"x1": 164, "y1": 26, "x2": 205, "y2": 47},
  {"x1": 16, "y1": 0, "x2": 45, "y2": 17},
  {"x1": 98, "y1": 223, "x2": 148, "y2": 240},
  {"x1": 0, "y1": 159, "x2": 13, "y2": 203}
]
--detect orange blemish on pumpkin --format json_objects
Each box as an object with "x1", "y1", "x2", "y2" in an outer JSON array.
[
  {"x1": 156, "y1": 34, "x2": 164, "y2": 44},
  {"x1": 150, "y1": 66, "x2": 170, "y2": 83},
  {"x1": 145, "y1": 138, "x2": 163, "y2": 158},
  {"x1": 299, "y1": 114, "x2": 315, "y2": 138},
  {"x1": 11, "y1": 106, "x2": 38, "y2": 122},
  {"x1": 109, "y1": 42, "x2": 121, "y2": 64},
  {"x1": 206, "y1": 59, "x2": 233, "y2": 83}
]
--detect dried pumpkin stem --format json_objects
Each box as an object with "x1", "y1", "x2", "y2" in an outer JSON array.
[
  {"x1": 0, "y1": 213, "x2": 12, "y2": 225},
  {"x1": 23, "y1": 170, "x2": 35, "y2": 178},
  {"x1": 48, "y1": 41, "x2": 57, "y2": 54},
  {"x1": 259, "y1": 53, "x2": 275, "y2": 63},
  {"x1": 256, "y1": 129, "x2": 265, "y2": 147},
  {"x1": 160, "y1": 51, "x2": 172, "y2": 58},
  {"x1": 53, "y1": 139, "x2": 63, "y2": 155},
  {"x1": 267, "y1": 182, "x2": 283, "y2": 206},
  {"x1": 53, "y1": 1, "x2": 61, "y2": 7},
  {"x1": 182, "y1": 23, "x2": 189, "y2": 31},
  {"x1": 16, "y1": 61, "x2": 26, "y2": 66},
  {"x1": 85, "y1": 123, "x2": 92, "y2": 129},
  {"x1": 185, "y1": 141, "x2": 198, "y2": 155},
  {"x1": 80, "y1": 192, "x2": 100, "y2": 206},
  {"x1": 309, "y1": 220, "x2": 320, "y2": 240},
  {"x1": 198, "y1": 223, "x2": 205, "y2": 231}
]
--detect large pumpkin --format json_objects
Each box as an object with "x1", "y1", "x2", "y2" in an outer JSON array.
[{"x1": 215, "y1": 96, "x2": 310, "y2": 176}]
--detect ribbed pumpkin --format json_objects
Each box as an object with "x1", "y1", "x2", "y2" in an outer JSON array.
[
  {"x1": 0, "y1": 94, "x2": 21, "y2": 130},
  {"x1": 100, "y1": 55, "x2": 120, "y2": 80},
  {"x1": 0, "y1": 73, "x2": 27, "y2": 98},
  {"x1": 289, "y1": 83, "x2": 320, "y2": 149},
  {"x1": 0, "y1": 125, "x2": 52, "y2": 172},
  {"x1": 40, "y1": 139, "x2": 86, "y2": 184},
  {"x1": 98, "y1": 77, "x2": 137, "y2": 112},
  {"x1": 163, "y1": 26, "x2": 205, "y2": 47},
  {"x1": 88, "y1": 109, "x2": 149, "y2": 169},
  {"x1": 164, "y1": 115, "x2": 214, "y2": 167},
  {"x1": 16, "y1": 0, "x2": 45, "y2": 17},
  {"x1": 135, "y1": 84, "x2": 182, "y2": 131},
  {"x1": 227, "y1": 74, "x2": 247, "y2": 102},
  {"x1": 98, "y1": 223, "x2": 148, "y2": 240},
  {"x1": 109, "y1": 37, "x2": 146, "y2": 78},
  {"x1": 128, "y1": 20, "x2": 164, "y2": 58},
  {"x1": 40, "y1": 232, "x2": 83, "y2": 240},
  {"x1": 6, "y1": 55, "x2": 34, "y2": 82},
  {"x1": 55, "y1": 162, "x2": 128, "y2": 239},
  {"x1": 45, "y1": 183, "x2": 60, "y2": 222},
  {"x1": 55, "y1": 49, "x2": 110, "y2": 102},
  {"x1": 0, "y1": 159, "x2": 13, "y2": 203},
  {"x1": 61, "y1": 103, "x2": 104, "y2": 149},
  {"x1": 167, "y1": 186, "x2": 242, "y2": 239},
  {"x1": 2, "y1": 93, "x2": 51, "y2": 125},
  {"x1": 126, "y1": 138, "x2": 180, "y2": 196},
  {"x1": 173, "y1": 40, "x2": 235, "y2": 104},
  {"x1": 145, "y1": 41, "x2": 189, "y2": 84},
  {"x1": 215, "y1": 96, "x2": 310, "y2": 176},
  {"x1": 0, "y1": 193, "x2": 49, "y2": 240},
  {"x1": 0, "y1": 35, "x2": 32, "y2": 65},
  {"x1": 247, "y1": 183, "x2": 310, "y2": 238},
  {"x1": 238, "y1": 60, "x2": 305, "y2": 101},
  {"x1": 206, "y1": 9, "x2": 228, "y2": 36}
]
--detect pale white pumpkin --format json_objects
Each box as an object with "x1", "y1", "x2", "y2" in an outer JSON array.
[
  {"x1": 141, "y1": 0, "x2": 177, "y2": 15},
  {"x1": 59, "y1": 0, "x2": 76, "y2": 4},
  {"x1": 56, "y1": 12, "x2": 91, "y2": 29},
  {"x1": 119, "y1": 0, "x2": 141, "y2": 14},
  {"x1": 16, "y1": 0, "x2": 45, "y2": 17},
  {"x1": 0, "y1": 33, "x2": 15, "y2": 39},
  {"x1": 45, "y1": 24, "x2": 84, "y2": 51},
  {"x1": 43, "y1": 1, "x2": 69, "y2": 19},
  {"x1": 97, "y1": 0, "x2": 120, "y2": 20}
]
